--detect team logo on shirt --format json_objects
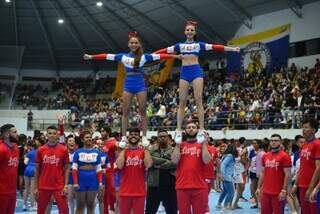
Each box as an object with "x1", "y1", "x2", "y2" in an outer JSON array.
[
  {"x1": 301, "y1": 148, "x2": 311, "y2": 160},
  {"x1": 126, "y1": 156, "x2": 143, "y2": 167},
  {"x1": 265, "y1": 159, "x2": 280, "y2": 170},
  {"x1": 182, "y1": 146, "x2": 201, "y2": 157},
  {"x1": 79, "y1": 153, "x2": 98, "y2": 163},
  {"x1": 8, "y1": 156, "x2": 19, "y2": 167},
  {"x1": 180, "y1": 44, "x2": 199, "y2": 53},
  {"x1": 43, "y1": 155, "x2": 60, "y2": 166},
  {"x1": 122, "y1": 56, "x2": 135, "y2": 68}
]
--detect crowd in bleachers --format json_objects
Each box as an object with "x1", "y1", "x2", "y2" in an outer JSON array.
[{"x1": 5, "y1": 59, "x2": 320, "y2": 130}]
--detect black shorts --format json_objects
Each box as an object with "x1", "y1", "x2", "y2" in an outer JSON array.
[
  {"x1": 18, "y1": 161, "x2": 26, "y2": 176},
  {"x1": 249, "y1": 171, "x2": 258, "y2": 180}
]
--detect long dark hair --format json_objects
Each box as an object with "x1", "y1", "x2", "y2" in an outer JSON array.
[
  {"x1": 224, "y1": 144, "x2": 238, "y2": 157},
  {"x1": 134, "y1": 43, "x2": 143, "y2": 69}
]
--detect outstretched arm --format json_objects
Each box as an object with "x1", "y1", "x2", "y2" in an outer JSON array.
[
  {"x1": 83, "y1": 53, "x2": 124, "y2": 61},
  {"x1": 200, "y1": 42, "x2": 240, "y2": 53},
  {"x1": 222, "y1": 45, "x2": 240, "y2": 52},
  {"x1": 146, "y1": 53, "x2": 182, "y2": 62},
  {"x1": 153, "y1": 43, "x2": 178, "y2": 54},
  {"x1": 153, "y1": 48, "x2": 168, "y2": 54}
]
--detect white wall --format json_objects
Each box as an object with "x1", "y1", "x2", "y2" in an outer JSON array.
[
  {"x1": 0, "y1": 67, "x2": 19, "y2": 77},
  {"x1": 0, "y1": 117, "x2": 27, "y2": 135},
  {"x1": 22, "y1": 69, "x2": 56, "y2": 78},
  {"x1": 288, "y1": 54, "x2": 320, "y2": 70},
  {"x1": 21, "y1": 129, "x2": 320, "y2": 140},
  {"x1": 233, "y1": 1, "x2": 320, "y2": 69},
  {"x1": 147, "y1": 129, "x2": 320, "y2": 140},
  {"x1": 234, "y1": 2, "x2": 320, "y2": 43},
  {"x1": 0, "y1": 110, "x2": 70, "y2": 119}
]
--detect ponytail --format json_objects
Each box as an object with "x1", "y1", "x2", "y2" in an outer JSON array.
[{"x1": 134, "y1": 47, "x2": 143, "y2": 69}]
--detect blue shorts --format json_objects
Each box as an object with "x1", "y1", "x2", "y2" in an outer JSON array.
[
  {"x1": 77, "y1": 169, "x2": 99, "y2": 192},
  {"x1": 124, "y1": 75, "x2": 146, "y2": 94},
  {"x1": 102, "y1": 173, "x2": 106, "y2": 185},
  {"x1": 24, "y1": 165, "x2": 35, "y2": 177},
  {"x1": 114, "y1": 172, "x2": 121, "y2": 188},
  {"x1": 317, "y1": 190, "x2": 320, "y2": 210},
  {"x1": 180, "y1": 64, "x2": 203, "y2": 83}
]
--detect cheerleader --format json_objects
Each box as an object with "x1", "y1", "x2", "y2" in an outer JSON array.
[
  {"x1": 84, "y1": 31, "x2": 182, "y2": 148},
  {"x1": 154, "y1": 20, "x2": 240, "y2": 143}
]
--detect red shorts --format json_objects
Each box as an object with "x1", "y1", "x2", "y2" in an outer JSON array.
[
  {"x1": 260, "y1": 193, "x2": 285, "y2": 214},
  {"x1": 176, "y1": 188, "x2": 207, "y2": 214},
  {"x1": 299, "y1": 187, "x2": 317, "y2": 214},
  {"x1": 0, "y1": 194, "x2": 16, "y2": 214},
  {"x1": 119, "y1": 196, "x2": 145, "y2": 214},
  {"x1": 38, "y1": 190, "x2": 68, "y2": 214},
  {"x1": 104, "y1": 171, "x2": 116, "y2": 213}
]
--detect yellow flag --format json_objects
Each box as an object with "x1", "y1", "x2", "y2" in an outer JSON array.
[
  {"x1": 112, "y1": 63, "x2": 125, "y2": 98},
  {"x1": 112, "y1": 58, "x2": 175, "y2": 98}
]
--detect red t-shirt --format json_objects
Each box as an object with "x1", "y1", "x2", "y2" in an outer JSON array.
[
  {"x1": 204, "y1": 145, "x2": 218, "y2": 180},
  {"x1": 0, "y1": 141, "x2": 19, "y2": 195},
  {"x1": 176, "y1": 141, "x2": 207, "y2": 189},
  {"x1": 262, "y1": 150, "x2": 292, "y2": 195},
  {"x1": 103, "y1": 138, "x2": 117, "y2": 170},
  {"x1": 35, "y1": 143, "x2": 69, "y2": 190},
  {"x1": 298, "y1": 139, "x2": 320, "y2": 188},
  {"x1": 119, "y1": 148, "x2": 146, "y2": 196}
]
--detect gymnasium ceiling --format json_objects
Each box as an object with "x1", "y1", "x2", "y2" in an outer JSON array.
[{"x1": 0, "y1": 0, "x2": 318, "y2": 73}]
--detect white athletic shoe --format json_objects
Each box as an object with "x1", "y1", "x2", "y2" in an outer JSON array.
[
  {"x1": 29, "y1": 206, "x2": 37, "y2": 211},
  {"x1": 22, "y1": 205, "x2": 27, "y2": 211},
  {"x1": 196, "y1": 129, "x2": 205, "y2": 143},
  {"x1": 174, "y1": 130, "x2": 183, "y2": 144},
  {"x1": 119, "y1": 136, "x2": 127, "y2": 149}
]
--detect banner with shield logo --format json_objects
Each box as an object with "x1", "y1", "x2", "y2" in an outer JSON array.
[
  {"x1": 227, "y1": 24, "x2": 290, "y2": 77},
  {"x1": 112, "y1": 58, "x2": 175, "y2": 98}
]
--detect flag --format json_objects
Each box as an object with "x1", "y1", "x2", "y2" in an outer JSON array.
[
  {"x1": 227, "y1": 24, "x2": 290, "y2": 76},
  {"x1": 112, "y1": 58, "x2": 175, "y2": 98}
]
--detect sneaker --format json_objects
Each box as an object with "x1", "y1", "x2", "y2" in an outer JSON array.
[
  {"x1": 22, "y1": 205, "x2": 27, "y2": 211},
  {"x1": 142, "y1": 136, "x2": 150, "y2": 148},
  {"x1": 196, "y1": 129, "x2": 205, "y2": 143},
  {"x1": 232, "y1": 205, "x2": 242, "y2": 209},
  {"x1": 174, "y1": 130, "x2": 183, "y2": 144},
  {"x1": 239, "y1": 196, "x2": 248, "y2": 202},
  {"x1": 215, "y1": 204, "x2": 222, "y2": 209},
  {"x1": 250, "y1": 204, "x2": 258, "y2": 209},
  {"x1": 119, "y1": 136, "x2": 127, "y2": 149},
  {"x1": 29, "y1": 206, "x2": 37, "y2": 211}
]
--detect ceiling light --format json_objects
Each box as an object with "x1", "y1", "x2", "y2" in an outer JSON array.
[
  {"x1": 96, "y1": 1, "x2": 103, "y2": 7},
  {"x1": 58, "y1": 19, "x2": 64, "y2": 24},
  {"x1": 5, "y1": 0, "x2": 11, "y2": 3}
]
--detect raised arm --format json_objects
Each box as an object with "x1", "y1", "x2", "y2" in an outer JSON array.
[
  {"x1": 171, "y1": 144, "x2": 181, "y2": 164},
  {"x1": 199, "y1": 42, "x2": 240, "y2": 53},
  {"x1": 153, "y1": 48, "x2": 169, "y2": 54},
  {"x1": 201, "y1": 142, "x2": 212, "y2": 164},
  {"x1": 144, "y1": 150, "x2": 153, "y2": 169},
  {"x1": 83, "y1": 53, "x2": 124, "y2": 61},
  {"x1": 116, "y1": 149, "x2": 126, "y2": 170},
  {"x1": 144, "y1": 53, "x2": 182, "y2": 63},
  {"x1": 153, "y1": 43, "x2": 179, "y2": 54}
]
